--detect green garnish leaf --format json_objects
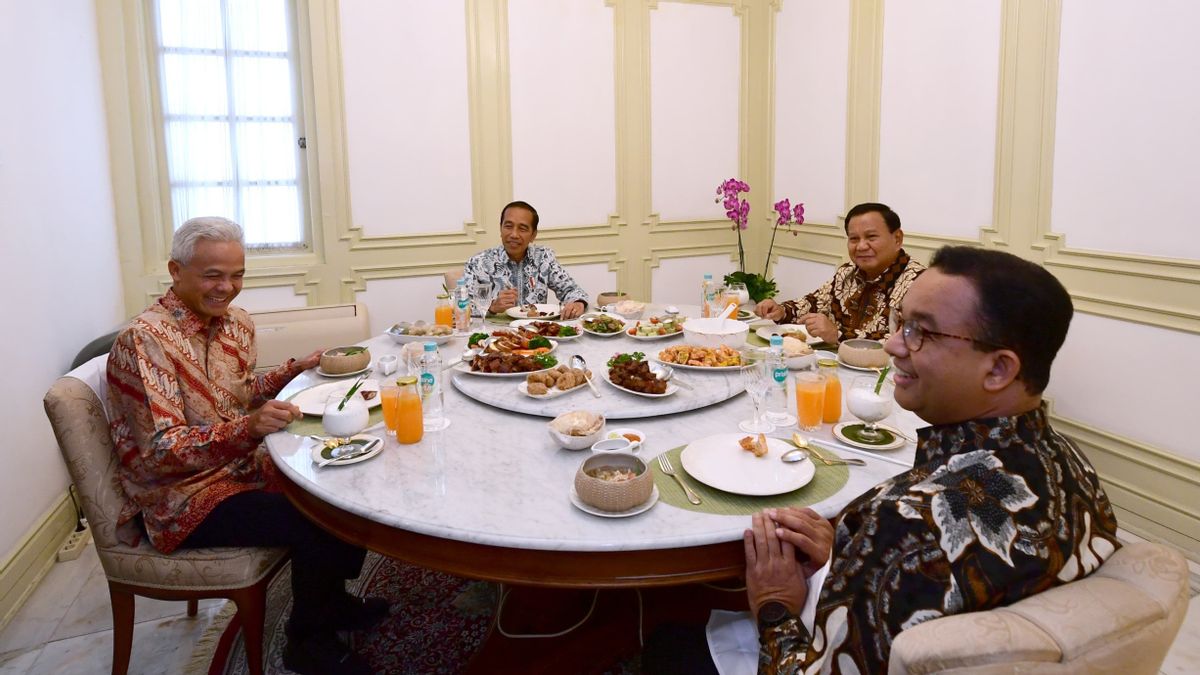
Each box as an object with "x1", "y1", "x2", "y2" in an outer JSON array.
[
  {"x1": 532, "y1": 353, "x2": 557, "y2": 368},
  {"x1": 338, "y1": 375, "x2": 366, "y2": 411},
  {"x1": 528, "y1": 336, "x2": 551, "y2": 350},
  {"x1": 874, "y1": 366, "x2": 891, "y2": 394},
  {"x1": 559, "y1": 325, "x2": 578, "y2": 336},
  {"x1": 342, "y1": 346, "x2": 366, "y2": 356},
  {"x1": 468, "y1": 332, "x2": 489, "y2": 347},
  {"x1": 606, "y1": 351, "x2": 645, "y2": 368}
]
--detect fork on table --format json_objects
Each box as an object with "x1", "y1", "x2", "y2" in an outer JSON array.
[{"x1": 657, "y1": 454, "x2": 701, "y2": 505}]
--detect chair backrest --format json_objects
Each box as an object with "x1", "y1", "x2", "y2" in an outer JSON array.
[
  {"x1": 250, "y1": 302, "x2": 370, "y2": 371},
  {"x1": 443, "y1": 267, "x2": 464, "y2": 291},
  {"x1": 43, "y1": 356, "x2": 126, "y2": 550},
  {"x1": 888, "y1": 541, "x2": 1190, "y2": 674}
]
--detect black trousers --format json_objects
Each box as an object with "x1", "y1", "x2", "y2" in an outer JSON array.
[{"x1": 180, "y1": 490, "x2": 367, "y2": 635}]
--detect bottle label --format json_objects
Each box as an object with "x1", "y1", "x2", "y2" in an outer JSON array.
[
  {"x1": 773, "y1": 367, "x2": 787, "y2": 384},
  {"x1": 420, "y1": 372, "x2": 435, "y2": 396},
  {"x1": 457, "y1": 299, "x2": 469, "y2": 310}
]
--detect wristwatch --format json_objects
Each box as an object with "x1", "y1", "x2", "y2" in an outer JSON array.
[{"x1": 757, "y1": 600, "x2": 792, "y2": 629}]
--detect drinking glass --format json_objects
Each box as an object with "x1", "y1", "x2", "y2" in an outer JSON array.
[
  {"x1": 322, "y1": 391, "x2": 368, "y2": 437},
  {"x1": 793, "y1": 371, "x2": 825, "y2": 432},
  {"x1": 738, "y1": 357, "x2": 776, "y2": 434},
  {"x1": 726, "y1": 281, "x2": 750, "y2": 307},
  {"x1": 847, "y1": 376, "x2": 894, "y2": 441},
  {"x1": 468, "y1": 278, "x2": 493, "y2": 331},
  {"x1": 380, "y1": 382, "x2": 400, "y2": 437}
]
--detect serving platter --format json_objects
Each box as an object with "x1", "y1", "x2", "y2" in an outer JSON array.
[{"x1": 505, "y1": 303, "x2": 561, "y2": 320}]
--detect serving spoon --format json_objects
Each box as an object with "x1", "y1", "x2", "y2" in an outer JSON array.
[
  {"x1": 570, "y1": 354, "x2": 602, "y2": 398},
  {"x1": 781, "y1": 433, "x2": 867, "y2": 466}
]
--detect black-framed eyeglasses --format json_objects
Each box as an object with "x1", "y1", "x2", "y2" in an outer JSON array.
[{"x1": 888, "y1": 309, "x2": 1007, "y2": 352}]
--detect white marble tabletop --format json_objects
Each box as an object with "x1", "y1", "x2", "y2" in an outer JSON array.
[{"x1": 266, "y1": 306, "x2": 926, "y2": 553}]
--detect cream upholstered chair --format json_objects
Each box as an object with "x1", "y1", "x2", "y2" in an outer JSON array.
[
  {"x1": 43, "y1": 355, "x2": 287, "y2": 675},
  {"x1": 888, "y1": 542, "x2": 1190, "y2": 674}
]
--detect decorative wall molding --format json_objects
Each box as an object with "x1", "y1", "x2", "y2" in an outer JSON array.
[{"x1": 0, "y1": 494, "x2": 75, "y2": 632}]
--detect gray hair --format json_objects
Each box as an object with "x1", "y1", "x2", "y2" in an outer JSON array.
[{"x1": 170, "y1": 217, "x2": 244, "y2": 264}]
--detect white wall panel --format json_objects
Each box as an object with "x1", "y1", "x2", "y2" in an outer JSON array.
[
  {"x1": 772, "y1": 256, "x2": 838, "y2": 305},
  {"x1": 1052, "y1": 0, "x2": 1200, "y2": 259},
  {"x1": 651, "y1": 254, "x2": 737, "y2": 306},
  {"x1": 774, "y1": 0, "x2": 849, "y2": 224},
  {"x1": 878, "y1": 0, "x2": 1000, "y2": 237},
  {"x1": 356, "y1": 275, "x2": 449, "y2": 337},
  {"x1": 236, "y1": 286, "x2": 306, "y2": 312},
  {"x1": 559, "y1": 262, "x2": 617, "y2": 307},
  {"x1": 650, "y1": 3, "x2": 740, "y2": 221},
  {"x1": 1046, "y1": 313, "x2": 1199, "y2": 461},
  {"x1": 339, "y1": 1, "x2": 472, "y2": 234},
  {"x1": 509, "y1": 0, "x2": 615, "y2": 226}
]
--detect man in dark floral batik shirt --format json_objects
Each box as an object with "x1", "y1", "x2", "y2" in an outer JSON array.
[
  {"x1": 744, "y1": 246, "x2": 1120, "y2": 674},
  {"x1": 462, "y1": 200, "x2": 590, "y2": 319}
]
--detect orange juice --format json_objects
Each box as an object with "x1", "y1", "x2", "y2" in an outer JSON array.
[
  {"x1": 434, "y1": 295, "x2": 454, "y2": 327},
  {"x1": 381, "y1": 384, "x2": 400, "y2": 435},
  {"x1": 395, "y1": 376, "x2": 424, "y2": 444},
  {"x1": 819, "y1": 360, "x2": 841, "y2": 424},
  {"x1": 794, "y1": 372, "x2": 825, "y2": 432}
]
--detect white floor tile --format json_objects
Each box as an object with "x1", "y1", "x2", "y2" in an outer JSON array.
[
  {"x1": 0, "y1": 544, "x2": 100, "y2": 655},
  {"x1": 1159, "y1": 595, "x2": 1199, "y2": 674},
  {"x1": 22, "y1": 604, "x2": 224, "y2": 675},
  {"x1": 0, "y1": 647, "x2": 43, "y2": 674}
]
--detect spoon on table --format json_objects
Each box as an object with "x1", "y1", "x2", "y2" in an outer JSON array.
[
  {"x1": 570, "y1": 355, "x2": 602, "y2": 398},
  {"x1": 655, "y1": 363, "x2": 692, "y2": 390},
  {"x1": 782, "y1": 433, "x2": 867, "y2": 466},
  {"x1": 441, "y1": 338, "x2": 495, "y2": 371}
]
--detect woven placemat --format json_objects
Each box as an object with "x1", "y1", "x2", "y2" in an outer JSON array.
[
  {"x1": 283, "y1": 387, "x2": 385, "y2": 437},
  {"x1": 650, "y1": 444, "x2": 849, "y2": 514}
]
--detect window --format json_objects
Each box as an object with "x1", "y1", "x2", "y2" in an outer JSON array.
[{"x1": 149, "y1": 0, "x2": 308, "y2": 251}]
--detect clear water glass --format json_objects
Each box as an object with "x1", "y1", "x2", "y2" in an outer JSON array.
[
  {"x1": 468, "y1": 278, "x2": 493, "y2": 331},
  {"x1": 739, "y1": 358, "x2": 776, "y2": 434}
]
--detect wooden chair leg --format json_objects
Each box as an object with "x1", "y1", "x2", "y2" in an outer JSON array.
[
  {"x1": 187, "y1": 599, "x2": 199, "y2": 617},
  {"x1": 107, "y1": 583, "x2": 135, "y2": 675},
  {"x1": 228, "y1": 587, "x2": 268, "y2": 675}
]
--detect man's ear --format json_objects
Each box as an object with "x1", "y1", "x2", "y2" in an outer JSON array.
[
  {"x1": 982, "y1": 349, "x2": 1021, "y2": 393},
  {"x1": 894, "y1": 228, "x2": 904, "y2": 247},
  {"x1": 167, "y1": 259, "x2": 181, "y2": 284}
]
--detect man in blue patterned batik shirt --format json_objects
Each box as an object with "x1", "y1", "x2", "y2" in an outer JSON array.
[
  {"x1": 739, "y1": 246, "x2": 1121, "y2": 674},
  {"x1": 462, "y1": 200, "x2": 590, "y2": 319}
]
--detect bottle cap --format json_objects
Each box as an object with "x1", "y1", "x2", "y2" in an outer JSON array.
[
  {"x1": 424, "y1": 342, "x2": 437, "y2": 351},
  {"x1": 769, "y1": 335, "x2": 783, "y2": 346},
  {"x1": 703, "y1": 273, "x2": 713, "y2": 280},
  {"x1": 396, "y1": 375, "x2": 418, "y2": 386},
  {"x1": 818, "y1": 359, "x2": 839, "y2": 368}
]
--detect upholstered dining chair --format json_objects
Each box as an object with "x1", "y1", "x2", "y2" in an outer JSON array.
[
  {"x1": 888, "y1": 541, "x2": 1190, "y2": 674},
  {"x1": 43, "y1": 355, "x2": 288, "y2": 675}
]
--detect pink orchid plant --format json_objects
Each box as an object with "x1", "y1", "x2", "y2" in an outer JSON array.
[
  {"x1": 715, "y1": 178, "x2": 751, "y2": 272},
  {"x1": 767, "y1": 198, "x2": 806, "y2": 277},
  {"x1": 714, "y1": 178, "x2": 805, "y2": 302}
]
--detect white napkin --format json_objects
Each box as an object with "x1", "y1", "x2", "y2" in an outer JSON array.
[{"x1": 706, "y1": 559, "x2": 831, "y2": 675}]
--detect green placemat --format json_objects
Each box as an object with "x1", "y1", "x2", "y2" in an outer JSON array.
[
  {"x1": 283, "y1": 388, "x2": 385, "y2": 438},
  {"x1": 650, "y1": 444, "x2": 850, "y2": 514},
  {"x1": 485, "y1": 313, "x2": 515, "y2": 325}
]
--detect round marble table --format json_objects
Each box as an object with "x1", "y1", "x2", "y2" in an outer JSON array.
[{"x1": 267, "y1": 307, "x2": 922, "y2": 588}]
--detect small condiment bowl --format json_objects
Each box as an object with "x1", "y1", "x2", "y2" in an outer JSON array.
[
  {"x1": 602, "y1": 427, "x2": 646, "y2": 451},
  {"x1": 591, "y1": 438, "x2": 633, "y2": 453},
  {"x1": 574, "y1": 453, "x2": 653, "y2": 512}
]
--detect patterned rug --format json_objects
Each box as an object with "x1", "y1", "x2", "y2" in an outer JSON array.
[{"x1": 191, "y1": 553, "x2": 499, "y2": 674}]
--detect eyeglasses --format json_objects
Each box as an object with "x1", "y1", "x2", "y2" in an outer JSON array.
[{"x1": 888, "y1": 309, "x2": 1007, "y2": 352}]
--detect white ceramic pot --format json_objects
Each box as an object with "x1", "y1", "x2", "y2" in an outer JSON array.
[{"x1": 682, "y1": 317, "x2": 749, "y2": 348}]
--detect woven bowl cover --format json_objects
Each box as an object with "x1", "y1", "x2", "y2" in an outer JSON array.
[
  {"x1": 574, "y1": 453, "x2": 653, "y2": 511},
  {"x1": 320, "y1": 347, "x2": 371, "y2": 374}
]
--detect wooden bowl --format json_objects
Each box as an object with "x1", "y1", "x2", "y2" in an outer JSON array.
[
  {"x1": 574, "y1": 453, "x2": 653, "y2": 512},
  {"x1": 320, "y1": 346, "x2": 371, "y2": 374}
]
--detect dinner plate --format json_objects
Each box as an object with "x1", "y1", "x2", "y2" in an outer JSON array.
[
  {"x1": 569, "y1": 485, "x2": 659, "y2": 518},
  {"x1": 455, "y1": 362, "x2": 558, "y2": 378},
  {"x1": 315, "y1": 364, "x2": 372, "y2": 378},
  {"x1": 510, "y1": 319, "x2": 582, "y2": 341},
  {"x1": 652, "y1": 348, "x2": 744, "y2": 371},
  {"x1": 386, "y1": 326, "x2": 454, "y2": 345},
  {"x1": 755, "y1": 324, "x2": 820, "y2": 345},
  {"x1": 837, "y1": 358, "x2": 891, "y2": 373},
  {"x1": 506, "y1": 303, "x2": 561, "y2": 320},
  {"x1": 483, "y1": 334, "x2": 559, "y2": 355},
  {"x1": 833, "y1": 422, "x2": 907, "y2": 450},
  {"x1": 309, "y1": 434, "x2": 384, "y2": 467},
  {"x1": 516, "y1": 380, "x2": 587, "y2": 399},
  {"x1": 624, "y1": 320, "x2": 686, "y2": 340},
  {"x1": 579, "y1": 313, "x2": 628, "y2": 337},
  {"x1": 679, "y1": 434, "x2": 816, "y2": 496},
  {"x1": 736, "y1": 310, "x2": 759, "y2": 322},
  {"x1": 599, "y1": 369, "x2": 678, "y2": 398},
  {"x1": 290, "y1": 379, "x2": 382, "y2": 416}
]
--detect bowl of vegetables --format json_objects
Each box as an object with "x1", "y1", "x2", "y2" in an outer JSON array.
[
  {"x1": 581, "y1": 313, "x2": 627, "y2": 337},
  {"x1": 626, "y1": 315, "x2": 685, "y2": 339}
]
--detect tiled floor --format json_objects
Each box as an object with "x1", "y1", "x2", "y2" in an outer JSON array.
[{"x1": 1, "y1": 538, "x2": 1198, "y2": 674}]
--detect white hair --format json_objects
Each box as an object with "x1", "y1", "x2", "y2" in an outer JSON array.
[{"x1": 171, "y1": 217, "x2": 244, "y2": 264}]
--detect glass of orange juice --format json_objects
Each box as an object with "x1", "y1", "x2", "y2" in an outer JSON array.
[
  {"x1": 818, "y1": 359, "x2": 841, "y2": 424},
  {"x1": 434, "y1": 294, "x2": 454, "y2": 327},
  {"x1": 395, "y1": 376, "x2": 424, "y2": 444},
  {"x1": 380, "y1": 382, "x2": 400, "y2": 436},
  {"x1": 794, "y1": 371, "x2": 825, "y2": 432}
]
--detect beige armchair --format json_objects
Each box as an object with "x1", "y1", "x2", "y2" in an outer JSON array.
[
  {"x1": 43, "y1": 355, "x2": 287, "y2": 675},
  {"x1": 888, "y1": 542, "x2": 1190, "y2": 674}
]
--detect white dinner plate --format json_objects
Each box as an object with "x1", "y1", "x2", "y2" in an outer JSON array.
[
  {"x1": 510, "y1": 319, "x2": 582, "y2": 341},
  {"x1": 837, "y1": 358, "x2": 891, "y2": 373},
  {"x1": 309, "y1": 434, "x2": 384, "y2": 467},
  {"x1": 624, "y1": 319, "x2": 686, "y2": 340},
  {"x1": 679, "y1": 433, "x2": 816, "y2": 496},
  {"x1": 506, "y1": 303, "x2": 561, "y2": 320},
  {"x1": 580, "y1": 313, "x2": 628, "y2": 337},
  {"x1": 652, "y1": 349, "x2": 744, "y2": 371},
  {"x1": 568, "y1": 485, "x2": 659, "y2": 518},
  {"x1": 755, "y1": 323, "x2": 821, "y2": 345},
  {"x1": 290, "y1": 379, "x2": 382, "y2": 416},
  {"x1": 482, "y1": 334, "x2": 559, "y2": 355},
  {"x1": 599, "y1": 369, "x2": 678, "y2": 398},
  {"x1": 385, "y1": 326, "x2": 454, "y2": 345},
  {"x1": 315, "y1": 364, "x2": 372, "y2": 378},
  {"x1": 833, "y1": 422, "x2": 907, "y2": 450},
  {"x1": 516, "y1": 380, "x2": 587, "y2": 399}
]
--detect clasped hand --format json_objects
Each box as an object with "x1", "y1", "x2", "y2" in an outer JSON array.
[{"x1": 744, "y1": 507, "x2": 835, "y2": 617}]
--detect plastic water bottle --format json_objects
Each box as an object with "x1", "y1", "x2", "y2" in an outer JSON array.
[
  {"x1": 701, "y1": 273, "x2": 715, "y2": 318},
  {"x1": 453, "y1": 278, "x2": 470, "y2": 333},
  {"x1": 765, "y1": 335, "x2": 796, "y2": 426},
  {"x1": 419, "y1": 342, "x2": 449, "y2": 430}
]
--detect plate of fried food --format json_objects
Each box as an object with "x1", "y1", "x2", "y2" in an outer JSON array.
[
  {"x1": 478, "y1": 328, "x2": 558, "y2": 355},
  {"x1": 655, "y1": 344, "x2": 744, "y2": 371},
  {"x1": 679, "y1": 433, "x2": 815, "y2": 496},
  {"x1": 601, "y1": 352, "x2": 677, "y2": 398},
  {"x1": 510, "y1": 319, "x2": 582, "y2": 341},
  {"x1": 461, "y1": 352, "x2": 558, "y2": 377},
  {"x1": 518, "y1": 364, "x2": 593, "y2": 398},
  {"x1": 387, "y1": 321, "x2": 455, "y2": 345}
]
